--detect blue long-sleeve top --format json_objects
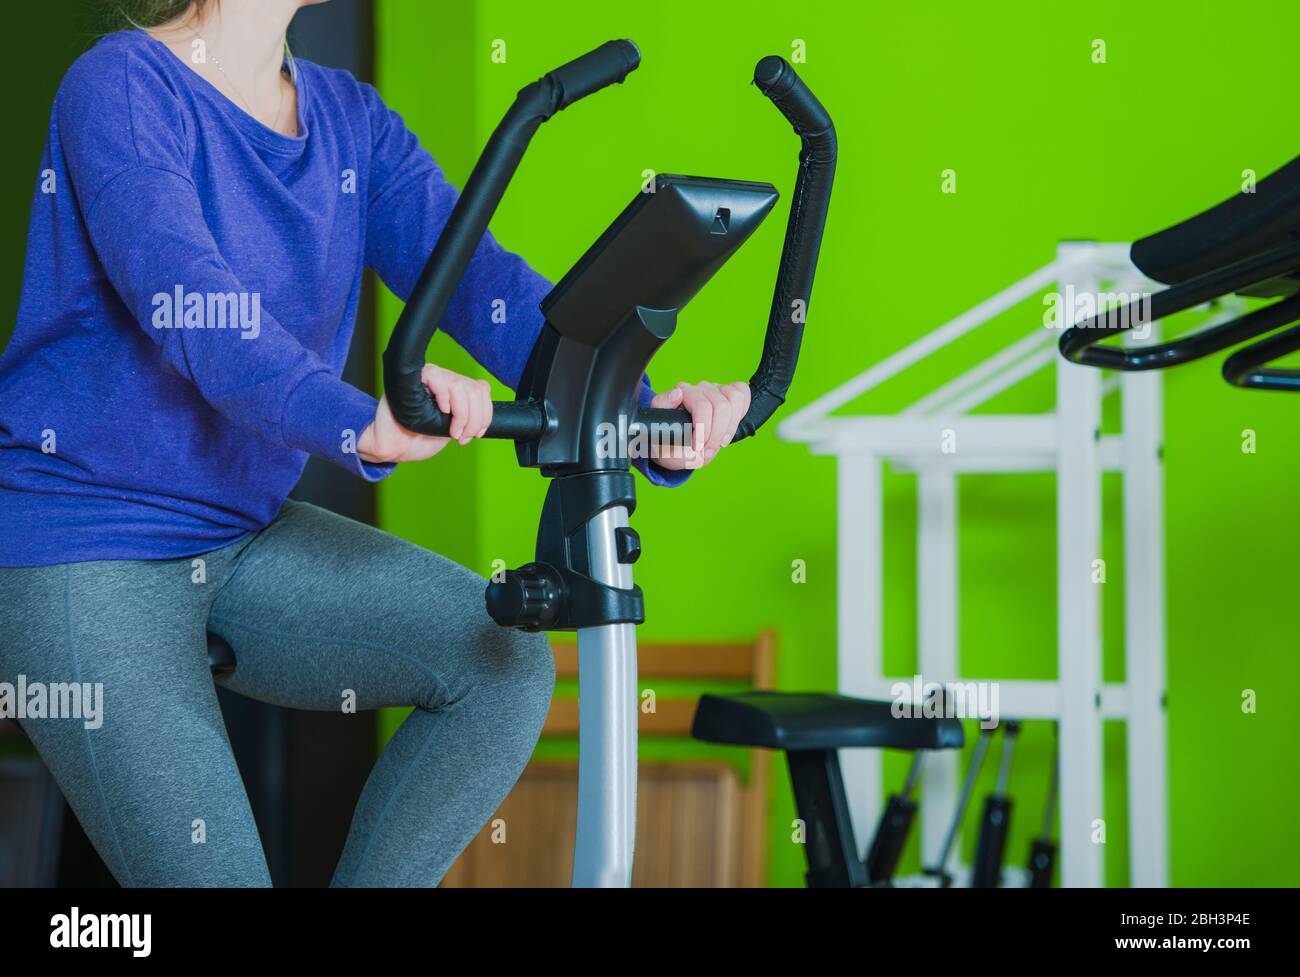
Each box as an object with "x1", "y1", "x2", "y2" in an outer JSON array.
[{"x1": 0, "y1": 30, "x2": 682, "y2": 568}]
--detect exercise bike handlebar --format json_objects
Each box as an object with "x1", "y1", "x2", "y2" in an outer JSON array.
[
  {"x1": 381, "y1": 40, "x2": 641, "y2": 437},
  {"x1": 606, "y1": 60, "x2": 838, "y2": 443},
  {"x1": 735, "y1": 56, "x2": 836, "y2": 441},
  {"x1": 382, "y1": 49, "x2": 835, "y2": 445},
  {"x1": 547, "y1": 39, "x2": 641, "y2": 110}
]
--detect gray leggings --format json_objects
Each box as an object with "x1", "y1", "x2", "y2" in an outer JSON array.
[{"x1": 0, "y1": 500, "x2": 554, "y2": 887}]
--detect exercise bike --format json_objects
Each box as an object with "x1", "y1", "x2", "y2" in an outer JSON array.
[
  {"x1": 1061, "y1": 153, "x2": 1300, "y2": 388},
  {"x1": 212, "y1": 39, "x2": 835, "y2": 887},
  {"x1": 693, "y1": 693, "x2": 1057, "y2": 887}
]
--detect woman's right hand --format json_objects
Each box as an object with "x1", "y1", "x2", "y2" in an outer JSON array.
[{"x1": 357, "y1": 364, "x2": 494, "y2": 464}]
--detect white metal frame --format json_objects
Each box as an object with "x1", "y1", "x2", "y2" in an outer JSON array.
[{"x1": 778, "y1": 242, "x2": 1206, "y2": 887}]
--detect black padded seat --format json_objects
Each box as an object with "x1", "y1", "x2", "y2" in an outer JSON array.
[
  {"x1": 206, "y1": 632, "x2": 236, "y2": 678},
  {"x1": 1131, "y1": 153, "x2": 1300, "y2": 290},
  {"x1": 692, "y1": 691, "x2": 964, "y2": 752}
]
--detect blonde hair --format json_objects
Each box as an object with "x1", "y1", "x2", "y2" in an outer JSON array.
[
  {"x1": 111, "y1": 0, "x2": 211, "y2": 30},
  {"x1": 108, "y1": 1, "x2": 296, "y2": 80}
]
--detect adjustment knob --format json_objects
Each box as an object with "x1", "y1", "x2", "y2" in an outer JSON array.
[{"x1": 485, "y1": 564, "x2": 563, "y2": 631}]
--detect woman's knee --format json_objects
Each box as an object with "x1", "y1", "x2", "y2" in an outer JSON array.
[
  {"x1": 516, "y1": 629, "x2": 557, "y2": 715},
  {"x1": 383, "y1": 549, "x2": 555, "y2": 718},
  {"x1": 484, "y1": 624, "x2": 555, "y2": 710},
  {"x1": 448, "y1": 621, "x2": 555, "y2": 730}
]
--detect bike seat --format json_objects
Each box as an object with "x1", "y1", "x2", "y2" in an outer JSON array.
[
  {"x1": 691, "y1": 691, "x2": 965, "y2": 751},
  {"x1": 1131, "y1": 153, "x2": 1300, "y2": 293},
  {"x1": 206, "y1": 632, "x2": 236, "y2": 678}
]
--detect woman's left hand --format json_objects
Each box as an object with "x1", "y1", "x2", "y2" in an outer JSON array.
[{"x1": 648, "y1": 381, "x2": 751, "y2": 471}]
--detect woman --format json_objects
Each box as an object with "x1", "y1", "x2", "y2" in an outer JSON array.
[{"x1": 0, "y1": 0, "x2": 749, "y2": 887}]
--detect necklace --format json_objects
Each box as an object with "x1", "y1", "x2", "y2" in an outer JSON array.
[{"x1": 198, "y1": 33, "x2": 288, "y2": 133}]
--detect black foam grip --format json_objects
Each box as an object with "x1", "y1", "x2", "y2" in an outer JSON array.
[
  {"x1": 408, "y1": 401, "x2": 548, "y2": 440},
  {"x1": 627, "y1": 406, "x2": 694, "y2": 458},
  {"x1": 549, "y1": 40, "x2": 640, "y2": 112},
  {"x1": 631, "y1": 406, "x2": 692, "y2": 430},
  {"x1": 738, "y1": 57, "x2": 837, "y2": 442}
]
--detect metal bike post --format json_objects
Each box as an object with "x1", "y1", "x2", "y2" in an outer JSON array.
[{"x1": 571, "y1": 505, "x2": 638, "y2": 887}]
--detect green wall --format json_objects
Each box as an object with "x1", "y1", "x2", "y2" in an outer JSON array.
[{"x1": 375, "y1": 0, "x2": 1300, "y2": 886}]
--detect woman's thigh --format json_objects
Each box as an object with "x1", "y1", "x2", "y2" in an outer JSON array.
[
  {"x1": 208, "y1": 499, "x2": 554, "y2": 716},
  {"x1": 209, "y1": 501, "x2": 555, "y2": 887},
  {"x1": 0, "y1": 558, "x2": 270, "y2": 887}
]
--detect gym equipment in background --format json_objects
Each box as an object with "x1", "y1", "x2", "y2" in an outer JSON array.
[
  {"x1": 970, "y1": 720, "x2": 1019, "y2": 888},
  {"x1": 863, "y1": 751, "x2": 924, "y2": 884},
  {"x1": 691, "y1": 696, "x2": 1049, "y2": 888},
  {"x1": 692, "y1": 692, "x2": 963, "y2": 888},
  {"x1": 923, "y1": 720, "x2": 1042, "y2": 889},
  {"x1": 1027, "y1": 727, "x2": 1059, "y2": 889},
  {"x1": 208, "y1": 41, "x2": 833, "y2": 888},
  {"x1": 1060, "y1": 155, "x2": 1300, "y2": 389},
  {"x1": 922, "y1": 725, "x2": 993, "y2": 887},
  {"x1": 776, "y1": 243, "x2": 1170, "y2": 887}
]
